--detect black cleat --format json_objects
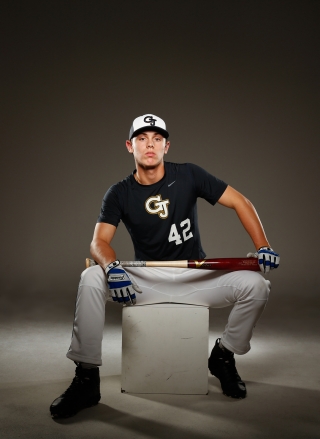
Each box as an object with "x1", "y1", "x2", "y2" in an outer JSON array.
[
  {"x1": 208, "y1": 338, "x2": 247, "y2": 399},
  {"x1": 50, "y1": 364, "x2": 101, "y2": 418}
]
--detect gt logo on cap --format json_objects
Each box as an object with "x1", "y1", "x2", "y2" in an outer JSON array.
[
  {"x1": 144, "y1": 115, "x2": 157, "y2": 126},
  {"x1": 129, "y1": 114, "x2": 169, "y2": 140}
]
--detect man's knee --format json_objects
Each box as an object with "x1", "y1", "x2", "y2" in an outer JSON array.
[
  {"x1": 234, "y1": 272, "x2": 270, "y2": 302},
  {"x1": 247, "y1": 273, "x2": 270, "y2": 301},
  {"x1": 79, "y1": 265, "x2": 107, "y2": 291}
]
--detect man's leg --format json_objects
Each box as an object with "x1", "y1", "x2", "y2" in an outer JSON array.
[
  {"x1": 50, "y1": 265, "x2": 108, "y2": 418},
  {"x1": 206, "y1": 271, "x2": 270, "y2": 399},
  {"x1": 126, "y1": 267, "x2": 270, "y2": 352},
  {"x1": 208, "y1": 270, "x2": 271, "y2": 355},
  {"x1": 126, "y1": 267, "x2": 270, "y2": 398},
  {"x1": 67, "y1": 265, "x2": 108, "y2": 365}
]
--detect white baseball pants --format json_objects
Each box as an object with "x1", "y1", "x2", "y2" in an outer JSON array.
[{"x1": 67, "y1": 265, "x2": 270, "y2": 365}]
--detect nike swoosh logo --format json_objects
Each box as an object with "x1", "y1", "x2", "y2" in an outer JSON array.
[{"x1": 168, "y1": 181, "x2": 176, "y2": 187}]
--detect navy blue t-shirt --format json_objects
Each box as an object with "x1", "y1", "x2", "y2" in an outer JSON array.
[{"x1": 98, "y1": 162, "x2": 227, "y2": 261}]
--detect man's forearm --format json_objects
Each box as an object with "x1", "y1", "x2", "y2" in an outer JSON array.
[
  {"x1": 234, "y1": 198, "x2": 270, "y2": 250},
  {"x1": 90, "y1": 239, "x2": 117, "y2": 270}
]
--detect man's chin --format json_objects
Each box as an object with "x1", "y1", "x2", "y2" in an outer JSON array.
[
  {"x1": 140, "y1": 161, "x2": 162, "y2": 170},
  {"x1": 142, "y1": 165, "x2": 157, "y2": 170}
]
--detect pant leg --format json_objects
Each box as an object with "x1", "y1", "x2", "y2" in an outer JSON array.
[
  {"x1": 213, "y1": 271, "x2": 271, "y2": 354},
  {"x1": 67, "y1": 266, "x2": 270, "y2": 364},
  {"x1": 67, "y1": 265, "x2": 108, "y2": 365},
  {"x1": 126, "y1": 267, "x2": 271, "y2": 355}
]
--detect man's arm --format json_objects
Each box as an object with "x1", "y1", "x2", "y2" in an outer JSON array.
[
  {"x1": 90, "y1": 222, "x2": 117, "y2": 270},
  {"x1": 90, "y1": 222, "x2": 141, "y2": 305},
  {"x1": 218, "y1": 186, "x2": 270, "y2": 251}
]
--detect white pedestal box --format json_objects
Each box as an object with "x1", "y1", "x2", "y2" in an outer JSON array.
[{"x1": 121, "y1": 304, "x2": 209, "y2": 394}]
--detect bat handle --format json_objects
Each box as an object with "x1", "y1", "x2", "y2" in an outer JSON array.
[
  {"x1": 85, "y1": 259, "x2": 146, "y2": 268},
  {"x1": 85, "y1": 258, "x2": 97, "y2": 268}
]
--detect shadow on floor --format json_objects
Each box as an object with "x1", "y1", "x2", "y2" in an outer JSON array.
[{"x1": 1, "y1": 375, "x2": 319, "y2": 439}]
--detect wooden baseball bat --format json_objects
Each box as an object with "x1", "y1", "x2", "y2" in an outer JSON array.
[{"x1": 85, "y1": 257, "x2": 259, "y2": 271}]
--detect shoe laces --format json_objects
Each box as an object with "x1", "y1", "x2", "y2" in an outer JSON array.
[{"x1": 63, "y1": 369, "x2": 88, "y2": 396}]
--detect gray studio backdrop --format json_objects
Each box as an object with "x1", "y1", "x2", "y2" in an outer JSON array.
[{"x1": 1, "y1": 1, "x2": 319, "y2": 312}]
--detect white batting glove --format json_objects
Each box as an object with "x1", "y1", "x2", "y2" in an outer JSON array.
[
  {"x1": 257, "y1": 247, "x2": 280, "y2": 273},
  {"x1": 106, "y1": 260, "x2": 142, "y2": 306}
]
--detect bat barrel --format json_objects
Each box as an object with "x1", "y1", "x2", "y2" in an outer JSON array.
[{"x1": 188, "y1": 258, "x2": 259, "y2": 271}]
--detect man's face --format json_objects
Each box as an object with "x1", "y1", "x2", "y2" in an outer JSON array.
[{"x1": 126, "y1": 131, "x2": 170, "y2": 169}]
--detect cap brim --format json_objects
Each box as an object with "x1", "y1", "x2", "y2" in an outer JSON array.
[{"x1": 129, "y1": 126, "x2": 169, "y2": 140}]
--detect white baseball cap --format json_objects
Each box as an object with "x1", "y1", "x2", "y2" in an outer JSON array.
[{"x1": 129, "y1": 114, "x2": 169, "y2": 140}]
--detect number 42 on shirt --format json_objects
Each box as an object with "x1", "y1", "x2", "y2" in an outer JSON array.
[{"x1": 168, "y1": 218, "x2": 193, "y2": 245}]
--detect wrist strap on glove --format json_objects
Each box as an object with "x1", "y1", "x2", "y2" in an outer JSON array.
[{"x1": 105, "y1": 260, "x2": 120, "y2": 273}]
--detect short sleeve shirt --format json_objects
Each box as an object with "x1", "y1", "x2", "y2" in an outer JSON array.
[{"x1": 98, "y1": 162, "x2": 227, "y2": 261}]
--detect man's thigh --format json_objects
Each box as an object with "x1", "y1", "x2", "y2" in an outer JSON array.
[{"x1": 125, "y1": 267, "x2": 268, "y2": 307}]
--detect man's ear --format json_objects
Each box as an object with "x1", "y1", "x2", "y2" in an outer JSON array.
[
  {"x1": 126, "y1": 140, "x2": 133, "y2": 153},
  {"x1": 164, "y1": 140, "x2": 170, "y2": 154}
]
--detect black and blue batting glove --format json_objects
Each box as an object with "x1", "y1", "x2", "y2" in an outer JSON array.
[
  {"x1": 106, "y1": 260, "x2": 141, "y2": 306},
  {"x1": 257, "y1": 247, "x2": 280, "y2": 273}
]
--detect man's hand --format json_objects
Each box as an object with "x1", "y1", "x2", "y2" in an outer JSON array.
[
  {"x1": 247, "y1": 248, "x2": 280, "y2": 273},
  {"x1": 257, "y1": 247, "x2": 280, "y2": 273},
  {"x1": 106, "y1": 260, "x2": 142, "y2": 306}
]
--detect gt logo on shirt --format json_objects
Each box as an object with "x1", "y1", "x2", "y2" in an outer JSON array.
[{"x1": 145, "y1": 194, "x2": 170, "y2": 219}]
